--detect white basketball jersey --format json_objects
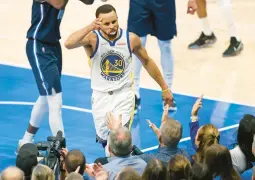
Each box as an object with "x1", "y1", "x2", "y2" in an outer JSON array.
[{"x1": 89, "y1": 28, "x2": 133, "y2": 92}]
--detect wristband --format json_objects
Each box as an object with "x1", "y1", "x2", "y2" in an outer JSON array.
[{"x1": 162, "y1": 88, "x2": 169, "y2": 93}]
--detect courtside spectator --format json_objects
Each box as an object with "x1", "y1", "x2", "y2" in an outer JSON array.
[
  {"x1": 16, "y1": 143, "x2": 38, "y2": 180},
  {"x1": 0, "y1": 166, "x2": 24, "y2": 180},
  {"x1": 142, "y1": 158, "x2": 167, "y2": 180}
]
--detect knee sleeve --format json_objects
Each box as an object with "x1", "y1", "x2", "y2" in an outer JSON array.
[
  {"x1": 29, "y1": 96, "x2": 48, "y2": 128},
  {"x1": 47, "y1": 91, "x2": 65, "y2": 137}
]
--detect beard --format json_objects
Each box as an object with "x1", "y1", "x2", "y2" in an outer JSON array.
[{"x1": 101, "y1": 28, "x2": 118, "y2": 40}]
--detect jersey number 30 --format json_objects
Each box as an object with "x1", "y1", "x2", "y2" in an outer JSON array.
[{"x1": 114, "y1": 60, "x2": 123, "y2": 67}]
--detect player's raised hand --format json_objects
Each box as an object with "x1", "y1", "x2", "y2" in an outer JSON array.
[
  {"x1": 187, "y1": 0, "x2": 197, "y2": 15},
  {"x1": 90, "y1": 18, "x2": 102, "y2": 31},
  {"x1": 162, "y1": 89, "x2": 174, "y2": 108}
]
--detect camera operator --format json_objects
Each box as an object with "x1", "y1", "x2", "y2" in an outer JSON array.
[
  {"x1": 31, "y1": 130, "x2": 66, "y2": 180},
  {"x1": 16, "y1": 143, "x2": 39, "y2": 180}
]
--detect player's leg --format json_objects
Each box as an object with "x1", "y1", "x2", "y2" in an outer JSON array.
[
  {"x1": 19, "y1": 96, "x2": 48, "y2": 147},
  {"x1": 112, "y1": 90, "x2": 135, "y2": 130},
  {"x1": 127, "y1": 0, "x2": 152, "y2": 114},
  {"x1": 91, "y1": 91, "x2": 111, "y2": 156},
  {"x1": 44, "y1": 42, "x2": 65, "y2": 137},
  {"x1": 106, "y1": 89, "x2": 135, "y2": 155},
  {"x1": 17, "y1": 40, "x2": 49, "y2": 152},
  {"x1": 220, "y1": 0, "x2": 243, "y2": 57},
  {"x1": 18, "y1": 40, "x2": 64, "y2": 152},
  {"x1": 153, "y1": 0, "x2": 177, "y2": 110},
  {"x1": 188, "y1": 0, "x2": 217, "y2": 49}
]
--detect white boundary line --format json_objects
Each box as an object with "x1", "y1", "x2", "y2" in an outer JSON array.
[
  {"x1": 1, "y1": 61, "x2": 255, "y2": 108},
  {"x1": 0, "y1": 101, "x2": 239, "y2": 153},
  {"x1": 0, "y1": 101, "x2": 92, "y2": 113}
]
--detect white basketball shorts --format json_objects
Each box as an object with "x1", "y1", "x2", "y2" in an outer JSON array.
[{"x1": 91, "y1": 87, "x2": 135, "y2": 143}]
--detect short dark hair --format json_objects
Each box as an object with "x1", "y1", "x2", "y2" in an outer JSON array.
[
  {"x1": 168, "y1": 155, "x2": 191, "y2": 180},
  {"x1": 203, "y1": 144, "x2": 241, "y2": 179},
  {"x1": 65, "y1": 150, "x2": 86, "y2": 175},
  {"x1": 237, "y1": 114, "x2": 255, "y2": 162},
  {"x1": 16, "y1": 143, "x2": 38, "y2": 178},
  {"x1": 95, "y1": 4, "x2": 116, "y2": 18},
  {"x1": 116, "y1": 167, "x2": 141, "y2": 180},
  {"x1": 190, "y1": 163, "x2": 211, "y2": 180},
  {"x1": 109, "y1": 127, "x2": 132, "y2": 157},
  {"x1": 160, "y1": 118, "x2": 182, "y2": 148},
  {"x1": 142, "y1": 158, "x2": 167, "y2": 180},
  {"x1": 66, "y1": 172, "x2": 84, "y2": 180}
]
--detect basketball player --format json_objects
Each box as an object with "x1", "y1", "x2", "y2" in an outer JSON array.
[
  {"x1": 65, "y1": 4, "x2": 174, "y2": 151},
  {"x1": 188, "y1": 0, "x2": 243, "y2": 57},
  {"x1": 16, "y1": 0, "x2": 104, "y2": 153},
  {"x1": 127, "y1": 0, "x2": 197, "y2": 113}
]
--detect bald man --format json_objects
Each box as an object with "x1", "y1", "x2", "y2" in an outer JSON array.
[{"x1": 1, "y1": 166, "x2": 24, "y2": 180}]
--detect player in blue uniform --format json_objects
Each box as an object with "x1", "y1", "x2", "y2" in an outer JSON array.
[
  {"x1": 127, "y1": 0, "x2": 197, "y2": 113},
  {"x1": 16, "y1": 0, "x2": 104, "y2": 152}
]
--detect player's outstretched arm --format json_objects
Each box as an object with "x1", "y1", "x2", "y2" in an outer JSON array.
[
  {"x1": 130, "y1": 33, "x2": 174, "y2": 105},
  {"x1": 65, "y1": 18, "x2": 101, "y2": 49}
]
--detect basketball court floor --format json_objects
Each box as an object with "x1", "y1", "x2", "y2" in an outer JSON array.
[{"x1": 0, "y1": 0, "x2": 255, "y2": 178}]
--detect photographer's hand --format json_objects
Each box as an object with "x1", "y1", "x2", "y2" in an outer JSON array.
[
  {"x1": 61, "y1": 148, "x2": 68, "y2": 157},
  {"x1": 85, "y1": 164, "x2": 96, "y2": 177},
  {"x1": 93, "y1": 163, "x2": 108, "y2": 180}
]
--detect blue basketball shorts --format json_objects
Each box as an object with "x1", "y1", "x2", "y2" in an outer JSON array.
[
  {"x1": 127, "y1": 0, "x2": 177, "y2": 40},
  {"x1": 26, "y1": 39, "x2": 62, "y2": 96}
]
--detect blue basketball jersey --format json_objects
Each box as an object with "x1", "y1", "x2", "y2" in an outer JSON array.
[{"x1": 26, "y1": 1, "x2": 65, "y2": 44}]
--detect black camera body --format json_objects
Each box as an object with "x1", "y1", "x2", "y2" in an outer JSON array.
[{"x1": 36, "y1": 131, "x2": 66, "y2": 179}]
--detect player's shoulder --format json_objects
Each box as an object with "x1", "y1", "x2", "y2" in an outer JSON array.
[
  {"x1": 86, "y1": 31, "x2": 98, "y2": 42},
  {"x1": 88, "y1": 31, "x2": 98, "y2": 38}
]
